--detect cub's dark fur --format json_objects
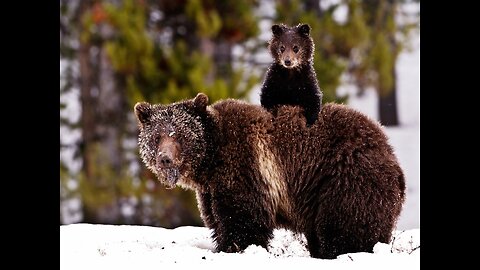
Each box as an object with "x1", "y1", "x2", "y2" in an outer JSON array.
[
  {"x1": 134, "y1": 93, "x2": 405, "y2": 259},
  {"x1": 260, "y1": 23, "x2": 323, "y2": 126}
]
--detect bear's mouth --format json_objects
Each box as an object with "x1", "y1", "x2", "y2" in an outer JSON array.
[{"x1": 159, "y1": 167, "x2": 180, "y2": 189}]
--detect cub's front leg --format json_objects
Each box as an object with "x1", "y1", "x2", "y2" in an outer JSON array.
[{"x1": 210, "y1": 188, "x2": 274, "y2": 253}]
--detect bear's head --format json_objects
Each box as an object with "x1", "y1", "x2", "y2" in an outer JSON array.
[
  {"x1": 269, "y1": 23, "x2": 314, "y2": 69},
  {"x1": 134, "y1": 93, "x2": 210, "y2": 189}
]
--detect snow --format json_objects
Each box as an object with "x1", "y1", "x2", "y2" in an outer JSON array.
[{"x1": 60, "y1": 224, "x2": 419, "y2": 269}]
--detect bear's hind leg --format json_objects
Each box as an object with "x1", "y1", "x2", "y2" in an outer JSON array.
[
  {"x1": 306, "y1": 225, "x2": 353, "y2": 259},
  {"x1": 308, "y1": 220, "x2": 382, "y2": 259},
  {"x1": 305, "y1": 230, "x2": 324, "y2": 258}
]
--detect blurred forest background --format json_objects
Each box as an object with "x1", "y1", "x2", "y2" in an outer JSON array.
[{"x1": 60, "y1": 0, "x2": 419, "y2": 227}]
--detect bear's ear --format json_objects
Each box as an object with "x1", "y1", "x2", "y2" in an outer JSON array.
[
  {"x1": 193, "y1": 93, "x2": 209, "y2": 112},
  {"x1": 272, "y1": 24, "x2": 284, "y2": 37},
  {"x1": 298, "y1": 24, "x2": 310, "y2": 36},
  {"x1": 134, "y1": 102, "x2": 152, "y2": 128}
]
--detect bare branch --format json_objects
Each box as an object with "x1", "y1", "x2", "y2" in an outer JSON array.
[{"x1": 408, "y1": 245, "x2": 420, "y2": 254}]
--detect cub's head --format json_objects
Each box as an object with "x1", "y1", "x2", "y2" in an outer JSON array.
[
  {"x1": 268, "y1": 23, "x2": 314, "y2": 69},
  {"x1": 134, "y1": 93, "x2": 209, "y2": 189}
]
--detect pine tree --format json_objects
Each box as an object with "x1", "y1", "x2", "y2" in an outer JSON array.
[{"x1": 354, "y1": 0, "x2": 418, "y2": 126}]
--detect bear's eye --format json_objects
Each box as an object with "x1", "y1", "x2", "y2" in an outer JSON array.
[
  {"x1": 280, "y1": 46, "x2": 285, "y2": 53},
  {"x1": 293, "y1": 46, "x2": 299, "y2": 53}
]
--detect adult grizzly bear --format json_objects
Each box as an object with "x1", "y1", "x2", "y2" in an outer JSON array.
[{"x1": 134, "y1": 93, "x2": 405, "y2": 259}]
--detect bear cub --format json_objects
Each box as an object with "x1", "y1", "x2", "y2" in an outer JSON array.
[{"x1": 260, "y1": 23, "x2": 323, "y2": 126}]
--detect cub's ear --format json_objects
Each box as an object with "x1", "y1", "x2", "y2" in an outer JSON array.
[
  {"x1": 298, "y1": 23, "x2": 310, "y2": 36},
  {"x1": 134, "y1": 102, "x2": 152, "y2": 128},
  {"x1": 193, "y1": 93, "x2": 209, "y2": 112},
  {"x1": 272, "y1": 24, "x2": 284, "y2": 36}
]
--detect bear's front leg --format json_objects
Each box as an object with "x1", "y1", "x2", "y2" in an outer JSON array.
[
  {"x1": 196, "y1": 189, "x2": 217, "y2": 230},
  {"x1": 302, "y1": 93, "x2": 321, "y2": 127},
  {"x1": 211, "y1": 191, "x2": 273, "y2": 253}
]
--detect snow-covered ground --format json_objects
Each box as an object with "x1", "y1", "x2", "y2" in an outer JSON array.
[{"x1": 60, "y1": 224, "x2": 419, "y2": 269}]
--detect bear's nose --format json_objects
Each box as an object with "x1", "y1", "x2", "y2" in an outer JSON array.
[
  {"x1": 284, "y1": 60, "x2": 292, "y2": 66},
  {"x1": 158, "y1": 153, "x2": 173, "y2": 168},
  {"x1": 156, "y1": 135, "x2": 181, "y2": 169}
]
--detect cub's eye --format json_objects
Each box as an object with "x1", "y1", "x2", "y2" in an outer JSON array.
[
  {"x1": 280, "y1": 46, "x2": 285, "y2": 53},
  {"x1": 293, "y1": 46, "x2": 299, "y2": 53},
  {"x1": 154, "y1": 137, "x2": 160, "y2": 145}
]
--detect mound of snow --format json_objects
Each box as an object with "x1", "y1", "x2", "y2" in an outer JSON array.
[{"x1": 60, "y1": 224, "x2": 419, "y2": 269}]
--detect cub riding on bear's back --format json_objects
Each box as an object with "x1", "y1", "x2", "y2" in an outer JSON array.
[{"x1": 260, "y1": 23, "x2": 323, "y2": 127}]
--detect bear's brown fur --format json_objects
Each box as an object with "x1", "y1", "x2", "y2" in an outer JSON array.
[{"x1": 134, "y1": 93, "x2": 405, "y2": 259}]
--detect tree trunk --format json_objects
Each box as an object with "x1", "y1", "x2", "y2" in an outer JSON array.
[
  {"x1": 378, "y1": 65, "x2": 399, "y2": 126},
  {"x1": 78, "y1": 0, "x2": 98, "y2": 223},
  {"x1": 213, "y1": 40, "x2": 232, "y2": 79},
  {"x1": 305, "y1": 0, "x2": 323, "y2": 17},
  {"x1": 200, "y1": 37, "x2": 215, "y2": 83}
]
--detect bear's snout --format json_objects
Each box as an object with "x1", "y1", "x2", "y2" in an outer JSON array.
[
  {"x1": 157, "y1": 136, "x2": 181, "y2": 169},
  {"x1": 281, "y1": 53, "x2": 298, "y2": 68}
]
